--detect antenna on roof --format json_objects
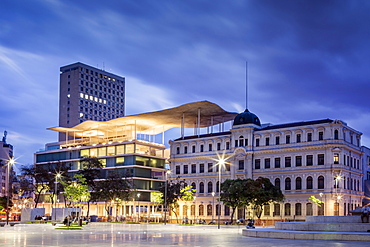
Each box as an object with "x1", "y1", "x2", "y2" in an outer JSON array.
[{"x1": 245, "y1": 61, "x2": 248, "y2": 109}]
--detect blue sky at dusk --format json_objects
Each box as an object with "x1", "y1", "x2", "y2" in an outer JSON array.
[{"x1": 1, "y1": 0, "x2": 370, "y2": 168}]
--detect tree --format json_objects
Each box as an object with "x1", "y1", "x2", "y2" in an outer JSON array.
[
  {"x1": 180, "y1": 185, "x2": 196, "y2": 218},
  {"x1": 159, "y1": 177, "x2": 186, "y2": 223},
  {"x1": 220, "y1": 178, "x2": 251, "y2": 224},
  {"x1": 91, "y1": 171, "x2": 132, "y2": 221},
  {"x1": 249, "y1": 177, "x2": 284, "y2": 220},
  {"x1": 61, "y1": 174, "x2": 90, "y2": 207},
  {"x1": 78, "y1": 157, "x2": 104, "y2": 217},
  {"x1": 21, "y1": 165, "x2": 52, "y2": 208}
]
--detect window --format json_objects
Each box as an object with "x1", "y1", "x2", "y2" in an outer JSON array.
[
  {"x1": 266, "y1": 137, "x2": 270, "y2": 146},
  {"x1": 318, "y1": 176, "x2": 324, "y2": 189},
  {"x1": 275, "y1": 157, "x2": 281, "y2": 168},
  {"x1": 235, "y1": 140, "x2": 238, "y2": 148},
  {"x1": 285, "y1": 177, "x2": 291, "y2": 190},
  {"x1": 276, "y1": 136, "x2": 280, "y2": 145},
  {"x1": 239, "y1": 136, "x2": 244, "y2": 146},
  {"x1": 256, "y1": 139, "x2": 260, "y2": 147},
  {"x1": 284, "y1": 203, "x2": 291, "y2": 216},
  {"x1": 199, "y1": 205, "x2": 204, "y2": 216},
  {"x1": 200, "y1": 145, "x2": 204, "y2": 152},
  {"x1": 265, "y1": 158, "x2": 271, "y2": 169},
  {"x1": 200, "y1": 163, "x2": 204, "y2": 173},
  {"x1": 217, "y1": 143, "x2": 221, "y2": 151},
  {"x1": 306, "y1": 176, "x2": 313, "y2": 189},
  {"x1": 208, "y1": 182, "x2": 213, "y2": 193},
  {"x1": 176, "y1": 166, "x2": 180, "y2": 174},
  {"x1": 295, "y1": 203, "x2": 302, "y2": 216},
  {"x1": 176, "y1": 147, "x2": 180, "y2": 154},
  {"x1": 319, "y1": 131, "x2": 323, "y2": 140},
  {"x1": 296, "y1": 134, "x2": 301, "y2": 143},
  {"x1": 184, "y1": 146, "x2": 188, "y2": 154},
  {"x1": 296, "y1": 156, "x2": 302, "y2": 166},
  {"x1": 285, "y1": 157, "x2": 291, "y2": 167},
  {"x1": 184, "y1": 165, "x2": 188, "y2": 174},
  {"x1": 224, "y1": 205, "x2": 230, "y2": 216},
  {"x1": 334, "y1": 153, "x2": 339, "y2": 164},
  {"x1": 216, "y1": 181, "x2": 220, "y2": 192},
  {"x1": 286, "y1": 135, "x2": 290, "y2": 144},
  {"x1": 192, "y1": 146, "x2": 196, "y2": 153},
  {"x1": 318, "y1": 203, "x2": 324, "y2": 216},
  {"x1": 264, "y1": 204, "x2": 271, "y2": 216},
  {"x1": 307, "y1": 133, "x2": 312, "y2": 142},
  {"x1": 208, "y1": 144, "x2": 212, "y2": 151},
  {"x1": 334, "y1": 130, "x2": 339, "y2": 140},
  {"x1": 208, "y1": 163, "x2": 213, "y2": 173},
  {"x1": 296, "y1": 177, "x2": 302, "y2": 190},
  {"x1": 275, "y1": 178, "x2": 281, "y2": 189},
  {"x1": 207, "y1": 204, "x2": 212, "y2": 216},
  {"x1": 238, "y1": 160, "x2": 244, "y2": 170},
  {"x1": 274, "y1": 204, "x2": 281, "y2": 216},
  {"x1": 255, "y1": 159, "x2": 261, "y2": 169},
  {"x1": 306, "y1": 155, "x2": 313, "y2": 166},
  {"x1": 199, "y1": 182, "x2": 204, "y2": 193},
  {"x1": 191, "y1": 164, "x2": 196, "y2": 173},
  {"x1": 318, "y1": 154, "x2": 324, "y2": 165},
  {"x1": 191, "y1": 182, "x2": 196, "y2": 190},
  {"x1": 306, "y1": 203, "x2": 313, "y2": 216},
  {"x1": 226, "y1": 142, "x2": 230, "y2": 150}
]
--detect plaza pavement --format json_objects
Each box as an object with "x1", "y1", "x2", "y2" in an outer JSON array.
[{"x1": 0, "y1": 223, "x2": 369, "y2": 247}]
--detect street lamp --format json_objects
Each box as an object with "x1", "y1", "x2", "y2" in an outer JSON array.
[
  {"x1": 54, "y1": 173, "x2": 62, "y2": 221},
  {"x1": 211, "y1": 192, "x2": 215, "y2": 222},
  {"x1": 164, "y1": 170, "x2": 171, "y2": 225},
  {"x1": 193, "y1": 196, "x2": 196, "y2": 224},
  {"x1": 137, "y1": 193, "x2": 141, "y2": 222},
  {"x1": 6, "y1": 157, "x2": 15, "y2": 225}
]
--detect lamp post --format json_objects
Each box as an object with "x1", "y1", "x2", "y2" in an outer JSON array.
[
  {"x1": 54, "y1": 173, "x2": 61, "y2": 221},
  {"x1": 137, "y1": 193, "x2": 141, "y2": 222},
  {"x1": 193, "y1": 196, "x2": 196, "y2": 224},
  {"x1": 164, "y1": 170, "x2": 171, "y2": 225},
  {"x1": 6, "y1": 157, "x2": 15, "y2": 225},
  {"x1": 211, "y1": 192, "x2": 215, "y2": 221}
]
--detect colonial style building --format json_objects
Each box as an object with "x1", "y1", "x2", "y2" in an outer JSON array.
[{"x1": 169, "y1": 108, "x2": 365, "y2": 223}]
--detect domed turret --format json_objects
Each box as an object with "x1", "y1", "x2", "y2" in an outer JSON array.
[{"x1": 233, "y1": 109, "x2": 261, "y2": 126}]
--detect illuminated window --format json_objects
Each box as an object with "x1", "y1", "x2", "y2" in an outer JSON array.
[
  {"x1": 116, "y1": 157, "x2": 124, "y2": 165},
  {"x1": 80, "y1": 93, "x2": 84, "y2": 98},
  {"x1": 334, "y1": 153, "x2": 339, "y2": 164},
  {"x1": 67, "y1": 94, "x2": 70, "y2": 98}
]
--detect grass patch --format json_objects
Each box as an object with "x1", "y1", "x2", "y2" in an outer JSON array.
[
  {"x1": 125, "y1": 222, "x2": 140, "y2": 224},
  {"x1": 55, "y1": 227, "x2": 82, "y2": 230}
]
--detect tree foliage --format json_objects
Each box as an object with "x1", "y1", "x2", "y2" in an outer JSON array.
[
  {"x1": 61, "y1": 174, "x2": 90, "y2": 206},
  {"x1": 220, "y1": 177, "x2": 284, "y2": 222}
]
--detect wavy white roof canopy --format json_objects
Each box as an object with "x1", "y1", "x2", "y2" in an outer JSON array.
[{"x1": 48, "y1": 101, "x2": 238, "y2": 139}]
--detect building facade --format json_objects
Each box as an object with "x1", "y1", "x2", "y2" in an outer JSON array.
[
  {"x1": 59, "y1": 62, "x2": 125, "y2": 141},
  {"x1": 0, "y1": 131, "x2": 14, "y2": 198},
  {"x1": 169, "y1": 109, "x2": 365, "y2": 223}
]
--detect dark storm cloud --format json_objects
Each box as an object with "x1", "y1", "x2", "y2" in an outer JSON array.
[{"x1": 1, "y1": 0, "x2": 370, "y2": 166}]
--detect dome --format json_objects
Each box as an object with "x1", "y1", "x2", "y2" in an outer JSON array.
[{"x1": 233, "y1": 109, "x2": 261, "y2": 126}]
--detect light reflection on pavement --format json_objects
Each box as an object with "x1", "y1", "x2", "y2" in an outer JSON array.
[{"x1": 0, "y1": 223, "x2": 369, "y2": 246}]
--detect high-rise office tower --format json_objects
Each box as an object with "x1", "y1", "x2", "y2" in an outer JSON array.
[{"x1": 59, "y1": 62, "x2": 125, "y2": 141}]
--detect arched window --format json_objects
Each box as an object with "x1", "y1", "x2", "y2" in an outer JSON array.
[
  {"x1": 191, "y1": 205, "x2": 195, "y2": 216},
  {"x1": 307, "y1": 176, "x2": 313, "y2": 189},
  {"x1": 239, "y1": 136, "x2": 244, "y2": 147},
  {"x1": 285, "y1": 177, "x2": 291, "y2": 190},
  {"x1": 334, "y1": 130, "x2": 339, "y2": 140},
  {"x1": 207, "y1": 204, "x2": 212, "y2": 216},
  {"x1": 306, "y1": 203, "x2": 313, "y2": 216},
  {"x1": 191, "y1": 182, "x2": 196, "y2": 190},
  {"x1": 216, "y1": 181, "x2": 220, "y2": 192},
  {"x1": 183, "y1": 205, "x2": 188, "y2": 216},
  {"x1": 284, "y1": 203, "x2": 291, "y2": 216},
  {"x1": 318, "y1": 176, "x2": 324, "y2": 189},
  {"x1": 208, "y1": 181, "x2": 213, "y2": 193},
  {"x1": 184, "y1": 146, "x2": 188, "y2": 154},
  {"x1": 176, "y1": 147, "x2": 180, "y2": 154},
  {"x1": 199, "y1": 182, "x2": 204, "y2": 193},
  {"x1": 296, "y1": 177, "x2": 302, "y2": 190},
  {"x1": 199, "y1": 205, "x2": 204, "y2": 216},
  {"x1": 295, "y1": 203, "x2": 302, "y2": 216},
  {"x1": 275, "y1": 178, "x2": 281, "y2": 189}
]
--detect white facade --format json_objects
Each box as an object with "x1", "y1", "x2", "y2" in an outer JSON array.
[{"x1": 169, "y1": 113, "x2": 365, "y2": 223}]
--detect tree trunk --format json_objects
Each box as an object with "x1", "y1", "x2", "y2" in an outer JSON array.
[{"x1": 230, "y1": 207, "x2": 237, "y2": 224}]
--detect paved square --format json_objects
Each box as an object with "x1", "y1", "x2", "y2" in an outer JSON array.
[{"x1": 1, "y1": 223, "x2": 369, "y2": 246}]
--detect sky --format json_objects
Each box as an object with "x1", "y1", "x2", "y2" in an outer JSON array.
[{"x1": 1, "y1": 0, "x2": 370, "y2": 169}]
